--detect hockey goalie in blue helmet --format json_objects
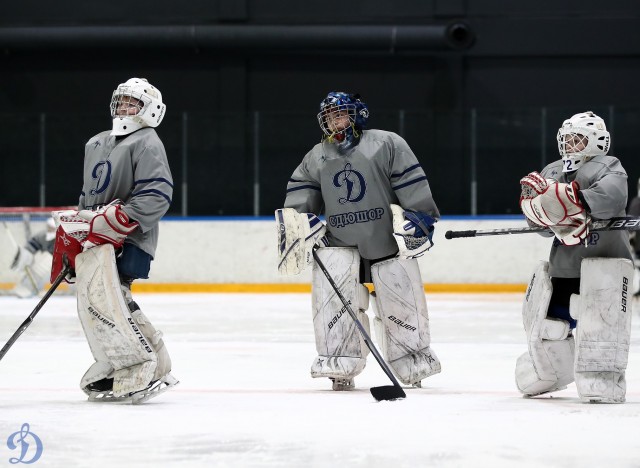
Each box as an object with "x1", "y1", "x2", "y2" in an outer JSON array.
[
  {"x1": 317, "y1": 91, "x2": 369, "y2": 152},
  {"x1": 277, "y1": 90, "x2": 442, "y2": 393}
]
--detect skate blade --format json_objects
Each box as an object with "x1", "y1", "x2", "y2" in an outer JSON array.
[{"x1": 88, "y1": 375, "x2": 179, "y2": 404}]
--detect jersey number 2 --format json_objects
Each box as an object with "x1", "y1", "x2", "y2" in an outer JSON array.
[{"x1": 563, "y1": 159, "x2": 575, "y2": 172}]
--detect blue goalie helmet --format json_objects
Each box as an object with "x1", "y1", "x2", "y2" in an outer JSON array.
[{"x1": 317, "y1": 92, "x2": 369, "y2": 151}]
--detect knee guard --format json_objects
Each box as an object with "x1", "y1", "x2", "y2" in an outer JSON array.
[
  {"x1": 572, "y1": 258, "x2": 633, "y2": 403},
  {"x1": 310, "y1": 248, "x2": 370, "y2": 380},
  {"x1": 515, "y1": 261, "x2": 575, "y2": 396},
  {"x1": 75, "y1": 245, "x2": 168, "y2": 397},
  {"x1": 370, "y1": 257, "x2": 440, "y2": 386}
]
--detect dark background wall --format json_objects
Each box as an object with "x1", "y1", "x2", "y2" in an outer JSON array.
[{"x1": 1, "y1": 0, "x2": 639, "y2": 216}]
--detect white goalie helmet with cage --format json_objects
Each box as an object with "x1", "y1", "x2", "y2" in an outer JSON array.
[
  {"x1": 556, "y1": 111, "x2": 610, "y2": 172},
  {"x1": 110, "y1": 78, "x2": 166, "y2": 136}
]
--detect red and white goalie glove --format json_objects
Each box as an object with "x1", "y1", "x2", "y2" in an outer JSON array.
[
  {"x1": 520, "y1": 181, "x2": 590, "y2": 245},
  {"x1": 78, "y1": 204, "x2": 139, "y2": 250},
  {"x1": 519, "y1": 171, "x2": 550, "y2": 203}
]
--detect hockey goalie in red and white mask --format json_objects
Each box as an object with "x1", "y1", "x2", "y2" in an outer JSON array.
[
  {"x1": 50, "y1": 77, "x2": 177, "y2": 404},
  {"x1": 275, "y1": 91, "x2": 441, "y2": 392},
  {"x1": 516, "y1": 111, "x2": 634, "y2": 403}
]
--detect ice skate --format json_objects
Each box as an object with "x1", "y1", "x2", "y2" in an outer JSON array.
[
  {"x1": 330, "y1": 378, "x2": 354, "y2": 391},
  {"x1": 87, "y1": 373, "x2": 179, "y2": 404}
]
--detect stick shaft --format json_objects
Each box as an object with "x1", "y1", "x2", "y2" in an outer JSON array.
[
  {"x1": 0, "y1": 264, "x2": 70, "y2": 361},
  {"x1": 445, "y1": 217, "x2": 640, "y2": 239}
]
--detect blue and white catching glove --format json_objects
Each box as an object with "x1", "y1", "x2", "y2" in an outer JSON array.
[{"x1": 390, "y1": 204, "x2": 436, "y2": 259}]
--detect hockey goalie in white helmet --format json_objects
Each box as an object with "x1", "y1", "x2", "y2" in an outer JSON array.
[
  {"x1": 556, "y1": 111, "x2": 610, "y2": 173},
  {"x1": 110, "y1": 78, "x2": 166, "y2": 136}
]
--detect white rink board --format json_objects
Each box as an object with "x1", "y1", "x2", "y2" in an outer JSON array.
[
  {"x1": 0, "y1": 217, "x2": 553, "y2": 284},
  {"x1": 150, "y1": 217, "x2": 551, "y2": 284}
]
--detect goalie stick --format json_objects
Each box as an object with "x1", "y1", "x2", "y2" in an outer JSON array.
[
  {"x1": 445, "y1": 216, "x2": 640, "y2": 239},
  {"x1": 0, "y1": 256, "x2": 70, "y2": 362},
  {"x1": 311, "y1": 246, "x2": 406, "y2": 402}
]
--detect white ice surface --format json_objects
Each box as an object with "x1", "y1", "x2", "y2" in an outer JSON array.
[{"x1": 1, "y1": 293, "x2": 640, "y2": 467}]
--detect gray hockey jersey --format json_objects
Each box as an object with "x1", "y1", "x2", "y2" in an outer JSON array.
[
  {"x1": 78, "y1": 128, "x2": 173, "y2": 258},
  {"x1": 538, "y1": 155, "x2": 632, "y2": 277},
  {"x1": 284, "y1": 129, "x2": 440, "y2": 260}
]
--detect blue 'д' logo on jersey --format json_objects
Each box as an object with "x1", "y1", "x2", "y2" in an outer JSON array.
[{"x1": 333, "y1": 163, "x2": 366, "y2": 204}]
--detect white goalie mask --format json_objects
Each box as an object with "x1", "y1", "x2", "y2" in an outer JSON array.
[
  {"x1": 556, "y1": 111, "x2": 610, "y2": 172},
  {"x1": 110, "y1": 78, "x2": 166, "y2": 136}
]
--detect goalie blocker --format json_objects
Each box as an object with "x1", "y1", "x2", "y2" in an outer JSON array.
[{"x1": 276, "y1": 208, "x2": 327, "y2": 276}]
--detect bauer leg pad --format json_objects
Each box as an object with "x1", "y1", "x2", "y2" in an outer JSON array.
[
  {"x1": 311, "y1": 248, "x2": 370, "y2": 381},
  {"x1": 76, "y1": 245, "x2": 160, "y2": 397},
  {"x1": 371, "y1": 257, "x2": 440, "y2": 386},
  {"x1": 572, "y1": 258, "x2": 634, "y2": 403},
  {"x1": 515, "y1": 261, "x2": 575, "y2": 396}
]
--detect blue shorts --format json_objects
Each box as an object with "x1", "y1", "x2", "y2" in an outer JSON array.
[{"x1": 117, "y1": 243, "x2": 152, "y2": 280}]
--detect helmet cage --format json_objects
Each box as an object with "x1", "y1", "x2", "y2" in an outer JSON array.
[
  {"x1": 110, "y1": 78, "x2": 166, "y2": 136},
  {"x1": 110, "y1": 91, "x2": 149, "y2": 120},
  {"x1": 317, "y1": 92, "x2": 369, "y2": 150},
  {"x1": 317, "y1": 103, "x2": 358, "y2": 140},
  {"x1": 556, "y1": 111, "x2": 610, "y2": 172}
]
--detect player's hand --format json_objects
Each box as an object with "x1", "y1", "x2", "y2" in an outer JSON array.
[
  {"x1": 391, "y1": 204, "x2": 436, "y2": 259},
  {"x1": 79, "y1": 204, "x2": 139, "y2": 250}
]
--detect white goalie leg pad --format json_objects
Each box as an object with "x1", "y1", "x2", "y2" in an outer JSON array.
[
  {"x1": 371, "y1": 257, "x2": 440, "y2": 385},
  {"x1": 75, "y1": 244, "x2": 158, "y2": 397},
  {"x1": 515, "y1": 261, "x2": 575, "y2": 396},
  {"x1": 310, "y1": 247, "x2": 370, "y2": 380},
  {"x1": 125, "y1": 299, "x2": 172, "y2": 382},
  {"x1": 572, "y1": 257, "x2": 633, "y2": 403}
]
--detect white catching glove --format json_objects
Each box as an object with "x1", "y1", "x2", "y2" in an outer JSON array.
[
  {"x1": 78, "y1": 203, "x2": 139, "y2": 250},
  {"x1": 391, "y1": 204, "x2": 436, "y2": 259},
  {"x1": 520, "y1": 180, "x2": 589, "y2": 246},
  {"x1": 10, "y1": 246, "x2": 34, "y2": 271}
]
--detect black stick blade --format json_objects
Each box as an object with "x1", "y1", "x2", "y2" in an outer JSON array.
[{"x1": 370, "y1": 385, "x2": 406, "y2": 401}]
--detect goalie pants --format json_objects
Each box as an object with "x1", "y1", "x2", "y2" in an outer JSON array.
[{"x1": 547, "y1": 277, "x2": 580, "y2": 328}]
